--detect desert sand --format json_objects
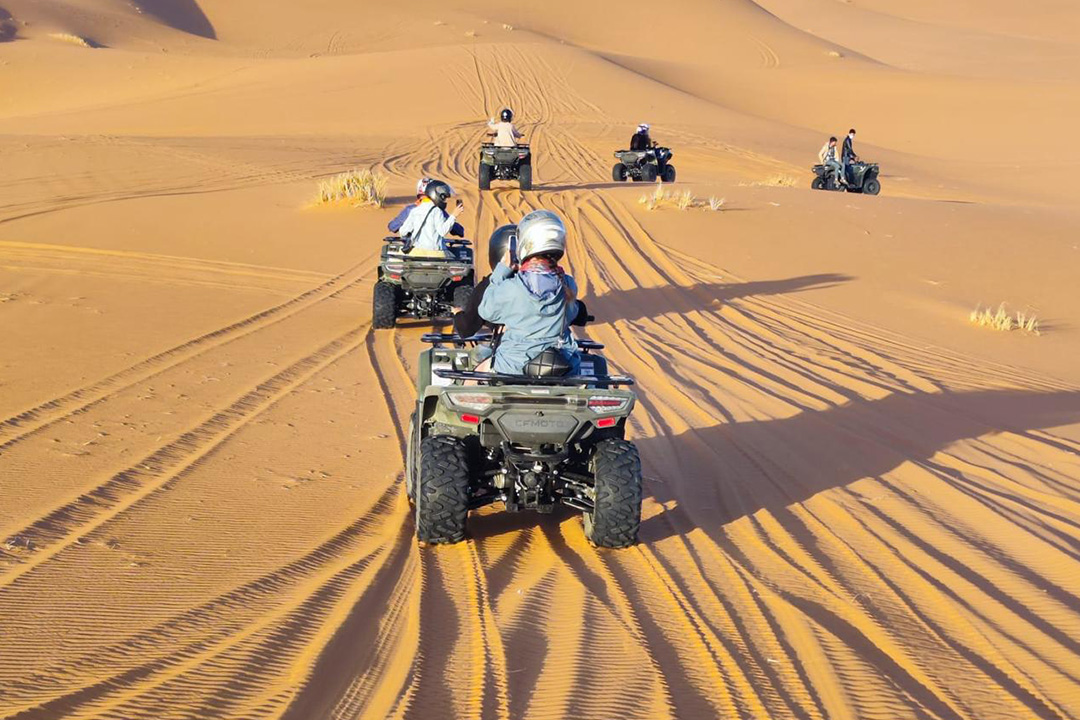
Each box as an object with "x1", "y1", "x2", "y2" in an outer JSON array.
[{"x1": 2, "y1": 1, "x2": 1080, "y2": 718}]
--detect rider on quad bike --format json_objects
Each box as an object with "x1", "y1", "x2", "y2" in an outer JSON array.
[
  {"x1": 487, "y1": 107, "x2": 524, "y2": 147},
  {"x1": 406, "y1": 210, "x2": 643, "y2": 548},
  {"x1": 454, "y1": 223, "x2": 593, "y2": 340},
  {"x1": 477, "y1": 210, "x2": 582, "y2": 375},
  {"x1": 613, "y1": 123, "x2": 676, "y2": 183},
  {"x1": 397, "y1": 180, "x2": 464, "y2": 256},
  {"x1": 388, "y1": 177, "x2": 464, "y2": 237}
]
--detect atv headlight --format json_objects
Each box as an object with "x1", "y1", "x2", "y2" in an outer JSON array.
[
  {"x1": 445, "y1": 392, "x2": 494, "y2": 412},
  {"x1": 587, "y1": 395, "x2": 629, "y2": 414}
]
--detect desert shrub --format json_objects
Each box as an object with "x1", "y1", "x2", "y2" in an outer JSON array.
[{"x1": 316, "y1": 169, "x2": 388, "y2": 207}]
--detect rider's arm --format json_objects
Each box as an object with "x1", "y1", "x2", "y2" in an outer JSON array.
[
  {"x1": 478, "y1": 263, "x2": 514, "y2": 323},
  {"x1": 387, "y1": 205, "x2": 412, "y2": 233},
  {"x1": 449, "y1": 221, "x2": 465, "y2": 238},
  {"x1": 453, "y1": 276, "x2": 489, "y2": 336},
  {"x1": 397, "y1": 205, "x2": 419, "y2": 238}
]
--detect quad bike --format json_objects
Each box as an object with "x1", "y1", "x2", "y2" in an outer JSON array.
[
  {"x1": 812, "y1": 161, "x2": 881, "y2": 195},
  {"x1": 612, "y1": 145, "x2": 676, "y2": 183},
  {"x1": 405, "y1": 332, "x2": 643, "y2": 548},
  {"x1": 479, "y1": 143, "x2": 533, "y2": 190},
  {"x1": 372, "y1": 236, "x2": 475, "y2": 328}
]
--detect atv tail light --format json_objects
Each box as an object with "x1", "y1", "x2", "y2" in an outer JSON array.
[
  {"x1": 461, "y1": 413, "x2": 481, "y2": 425},
  {"x1": 596, "y1": 417, "x2": 617, "y2": 429},
  {"x1": 385, "y1": 262, "x2": 404, "y2": 274},
  {"x1": 446, "y1": 392, "x2": 493, "y2": 412},
  {"x1": 588, "y1": 396, "x2": 628, "y2": 414}
]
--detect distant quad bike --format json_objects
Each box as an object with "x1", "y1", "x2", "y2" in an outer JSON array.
[
  {"x1": 812, "y1": 161, "x2": 881, "y2": 195},
  {"x1": 372, "y1": 237, "x2": 475, "y2": 328},
  {"x1": 479, "y1": 143, "x2": 532, "y2": 190},
  {"x1": 405, "y1": 333, "x2": 643, "y2": 548},
  {"x1": 612, "y1": 146, "x2": 676, "y2": 183}
]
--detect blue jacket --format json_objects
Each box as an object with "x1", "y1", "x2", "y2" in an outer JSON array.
[
  {"x1": 478, "y1": 263, "x2": 579, "y2": 375},
  {"x1": 388, "y1": 204, "x2": 464, "y2": 237}
]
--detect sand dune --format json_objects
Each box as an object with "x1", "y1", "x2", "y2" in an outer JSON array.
[{"x1": 2, "y1": 1, "x2": 1079, "y2": 718}]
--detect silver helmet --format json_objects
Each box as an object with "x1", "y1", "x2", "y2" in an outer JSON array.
[
  {"x1": 516, "y1": 210, "x2": 566, "y2": 263},
  {"x1": 487, "y1": 224, "x2": 518, "y2": 271}
]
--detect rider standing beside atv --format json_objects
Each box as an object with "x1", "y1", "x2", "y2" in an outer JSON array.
[
  {"x1": 388, "y1": 177, "x2": 465, "y2": 237},
  {"x1": 487, "y1": 108, "x2": 524, "y2": 147},
  {"x1": 818, "y1": 136, "x2": 845, "y2": 187},
  {"x1": 842, "y1": 128, "x2": 859, "y2": 185},
  {"x1": 477, "y1": 210, "x2": 580, "y2": 375},
  {"x1": 397, "y1": 180, "x2": 464, "y2": 256}
]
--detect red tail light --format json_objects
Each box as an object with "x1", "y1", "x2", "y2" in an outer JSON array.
[
  {"x1": 461, "y1": 413, "x2": 481, "y2": 425},
  {"x1": 596, "y1": 417, "x2": 617, "y2": 428}
]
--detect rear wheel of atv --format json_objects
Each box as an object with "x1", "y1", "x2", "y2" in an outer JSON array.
[
  {"x1": 640, "y1": 163, "x2": 658, "y2": 183},
  {"x1": 811, "y1": 177, "x2": 825, "y2": 190},
  {"x1": 453, "y1": 285, "x2": 474, "y2": 311},
  {"x1": 584, "y1": 439, "x2": 643, "y2": 548},
  {"x1": 661, "y1": 165, "x2": 677, "y2": 183},
  {"x1": 612, "y1": 163, "x2": 627, "y2": 182},
  {"x1": 416, "y1": 435, "x2": 471, "y2": 543},
  {"x1": 405, "y1": 412, "x2": 418, "y2": 503},
  {"x1": 518, "y1": 163, "x2": 533, "y2": 191},
  {"x1": 373, "y1": 281, "x2": 397, "y2": 329},
  {"x1": 863, "y1": 178, "x2": 881, "y2": 196},
  {"x1": 478, "y1": 163, "x2": 492, "y2": 191}
]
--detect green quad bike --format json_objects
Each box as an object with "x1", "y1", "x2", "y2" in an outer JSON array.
[
  {"x1": 405, "y1": 333, "x2": 644, "y2": 548},
  {"x1": 372, "y1": 236, "x2": 475, "y2": 329},
  {"x1": 478, "y1": 143, "x2": 533, "y2": 191}
]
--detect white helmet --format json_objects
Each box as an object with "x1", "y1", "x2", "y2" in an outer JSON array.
[
  {"x1": 516, "y1": 210, "x2": 566, "y2": 262},
  {"x1": 416, "y1": 177, "x2": 433, "y2": 195},
  {"x1": 637, "y1": 123, "x2": 650, "y2": 133}
]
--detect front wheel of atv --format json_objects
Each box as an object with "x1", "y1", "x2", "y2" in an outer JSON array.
[
  {"x1": 811, "y1": 177, "x2": 825, "y2": 190},
  {"x1": 640, "y1": 163, "x2": 658, "y2": 183},
  {"x1": 453, "y1": 284, "x2": 474, "y2": 311},
  {"x1": 584, "y1": 439, "x2": 643, "y2": 548},
  {"x1": 863, "y1": 178, "x2": 881, "y2": 196},
  {"x1": 373, "y1": 281, "x2": 397, "y2": 329},
  {"x1": 518, "y1": 163, "x2": 533, "y2": 191},
  {"x1": 661, "y1": 164, "x2": 677, "y2": 183},
  {"x1": 612, "y1": 163, "x2": 627, "y2": 182},
  {"x1": 479, "y1": 163, "x2": 492, "y2": 191},
  {"x1": 416, "y1": 435, "x2": 471, "y2": 544}
]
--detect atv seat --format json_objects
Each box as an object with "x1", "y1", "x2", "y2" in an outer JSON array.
[{"x1": 524, "y1": 349, "x2": 573, "y2": 378}]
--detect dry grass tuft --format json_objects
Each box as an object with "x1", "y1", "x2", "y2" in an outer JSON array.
[
  {"x1": 502, "y1": 23, "x2": 514, "y2": 31},
  {"x1": 674, "y1": 190, "x2": 696, "y2": 210},
  {"x1": 748, "y1": 173, "x2": 799, "y2": 188},
  {"x1": 640, "y1": 187, "x2": 724, "y2": 212},
  {"x1": 433, "y1": 19, "x2": 445, "y2": 26},
  {"x1": 315, "y1": 169, "x2": 388, "y2": 208},
  {"x1": 464, "y1": 30, "x2": 477, "y2": 37},
  {"x1": 969, "y1": 303, "x2": 1041, "y2": 335},
  {"x1": 48, "y1": 32, "x2": 93, "y2": 47}
]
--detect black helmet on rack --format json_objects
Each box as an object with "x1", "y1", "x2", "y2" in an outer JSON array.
[
  {"x1": 424, "y1": 180, "x2": 453, "y2": 209},
  {"x1": 500, "y1": 108, "x2": 513, "y2": 122},
  {"x1": 487, "y1": 224, "x2": 518, "y2": 271}
]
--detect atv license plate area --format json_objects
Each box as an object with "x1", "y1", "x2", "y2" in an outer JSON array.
[{"x1": 497, "y1": 412, "x2": 579, "y2": 445}]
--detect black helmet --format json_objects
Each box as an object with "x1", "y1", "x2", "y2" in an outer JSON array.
[
  {"x1": 500, "y1": 108, "x2": 513, "y2": 122},
  {"x1": 424, "y1": 180, "x2": 452, "y2": 209},
  {"x1": 488, "y1": 224, "x2": 517, "y2": 271}
]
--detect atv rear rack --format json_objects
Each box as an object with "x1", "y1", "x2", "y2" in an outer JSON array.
[
  {"x1": 432, "y1": 369, "x2": 634, "y2": 387},
  {"x1": 421, "y1": 332, "x2": 604, "y2": 351}
]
